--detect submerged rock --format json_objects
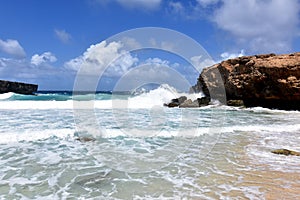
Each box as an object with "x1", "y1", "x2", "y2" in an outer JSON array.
[
  {"x1": 271, "y1": 149, "x2": 300, "y2": 156},
  {"x1": 75, "y1": 137, "x2": 96, "y2": 142},
  {"x1": 193, "y1": 53, "x2": 300, "y2": 110}
]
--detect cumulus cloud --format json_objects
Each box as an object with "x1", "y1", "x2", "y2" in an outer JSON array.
[
  {"x1": 0, "y1": 39, "x2": 26, "y2": 58},
  {"x1": 212, "y1": 0, "x2": 300, "y2": 53},
  {"x1": 31, "y1": 52, "x2": 57, "y2": 66},
  {"x1": 114, "y1": 57, "x2": 191, "y2": 91},
  {"x1": 0, "y1": 57, "x2": 74, "y2": 90},
  {"x1": 190, "y1": 50, "x2": 245, "y2": 70},
  {"x1": 55, "y1": 29, "x2": 72, "y2": 44},
  {"x1": 64, "y1": 40, "x2": 138, "y2": 77},
  {"x1": 121, "y1": 37, "x2": 141, "y2": 49},
  {"x1": 116, "y1": 0, "x2": 162, "y2": 10},
  {"x1": 168, "y1": 0, "x2": 299, "y2": 53},
  {"x1": 190, "y1": 55, "x2": 215, "y2": 70},
  {"x1": 220, "y1": 50, "x2": 245, "y2": 60}
]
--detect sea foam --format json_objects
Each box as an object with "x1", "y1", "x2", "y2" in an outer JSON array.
[{"x1": 0, "y1": 85, "x2": 203, "y2": 109}]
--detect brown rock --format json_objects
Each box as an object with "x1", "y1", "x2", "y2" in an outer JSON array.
[
  {"x1": 271, "y1": 149, "x2": 300, "y2": 156},
  {"x1": 227, "y1": 100, "x2": 244, "y2": 107},
  {"x1": 193, "y1": 52, "x2": 300, "y2": 110},
  {"x1": 179, "y1": 99, "x2": 199, "y2": 108}
]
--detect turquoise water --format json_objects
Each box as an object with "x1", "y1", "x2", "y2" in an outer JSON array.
[{"x1": 0, "y1": 87, "x2": 300, "y2": 199}]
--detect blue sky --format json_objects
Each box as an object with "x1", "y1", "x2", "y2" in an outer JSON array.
[{"x1": 0, "y1": 0, "x2": 300, "y2": 91}]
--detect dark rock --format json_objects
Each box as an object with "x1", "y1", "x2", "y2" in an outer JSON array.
[
  {"x1": 227, "y1": 100, "x2": 245, "y2": 107},
  {"x1": 193, "y1": 52, "x2": 300, "y2": 110},
  {"x1": 164, "y1": 102, "x2": 179, "y2": 107},
  {"x1": 271, "y1": 149, "x2": 300, "y2": 156},
  {"x1": 174, "y1": 96, "x2": 187, "y2": 104},
  {"x1": 75, "y1": 137, "x2": 96, "y2": 142},
  {"x1": 0, "y1": 80, "x2": 38, "y2": 95},
  {"x1": 197, "y1": 96, "x2": 210, "y2": 106},
  {"x1": 165, "y1": 96, "x2": 187, "y2": 107}
]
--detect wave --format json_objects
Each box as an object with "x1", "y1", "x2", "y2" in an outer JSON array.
[
  {"x1": 0, "y1": 92, "x2": 15, "y2": 100},
  {"x1": 2, "y1": 123, "x2": 300, "y2": 144},
  {"x1": 0, "y1": 129, "x2": 74, "y2": 144},
  {"x1": 0, "y1": 84, "x2": 204, "y2": 109}
]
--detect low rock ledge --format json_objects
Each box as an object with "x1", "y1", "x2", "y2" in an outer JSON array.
[{"x1": 0, "y1": 80, "x2": 38, "y2": 95}]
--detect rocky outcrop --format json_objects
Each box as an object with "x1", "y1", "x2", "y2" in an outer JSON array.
[
  {"x1": 163, "y1": 96, "x2": 187, "y2": 107},
  {"x1": 164, "y1": 96, "x2": 210, "y2": 108},
  {"x1": 271, "y1": 149, "x2": 300, "y2": 156},
  {"x1": 193, "y1": 53, "x2": 300, "y2": 110},
  {"x1": 0, "y1": 80, "x2": 38, "y2": 95}
]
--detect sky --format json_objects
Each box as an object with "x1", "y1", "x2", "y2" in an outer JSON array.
[{"x1": 0, "y1": 0, "x2": 300, "y2": 91}]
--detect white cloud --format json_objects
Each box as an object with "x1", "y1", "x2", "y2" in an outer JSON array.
[
  {"x1": 116, "y1": 0, "x2": 162, "y2": 10},
  {"x1": 168, "y1": 1, "x2": 185, "y2": 16},
  {"x1": 220, "y1": 50, "x2": 245, "y2": 60},
  {"x1": 121, "y1": 37, "x2": 141, "y2": 49},
  {"x1": 64, "y1": 40, "x2": 138, "y2": 77},
  {"x1": 148, "y1": 38, "x2": 177, "y2": 51},
  {"x1": 197, "y1": 0, "x2": 220, "y2": 7},
  {"x1": 190, "y1": 55, "x2": 215, "y2": 70},
  {"x1": 0, "y1": 39, "x2": 26, "y2": 58},
  {"x1": 114, "y1": 57, "x2": 190, "y2": 91},
  {"x1": 31, "y1": 52, "x2": 57, "y2": 66},
  {"x1": 0, "y1": 57, "x2": 74, "y2": 90},
  {"x1": 190, "y1": 50, "x2": 245, "y2": 70},
  {"x1": 55, "y1": 29, "x2": 72, "y2": 44},
  {"x1": 212, "y1": 0, "x2": 300, "y2": 53},
  {"x1": 167, "y1": 0, "x2": 299, "y2": 53}
]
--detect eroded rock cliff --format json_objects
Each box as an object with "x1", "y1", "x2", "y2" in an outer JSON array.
[{"x1": 193, "y1": 53, "x2": 300, "y2": 110}]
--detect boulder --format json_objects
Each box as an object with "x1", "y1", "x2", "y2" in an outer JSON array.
[
  {"x1": 174, "y1": 96, "x2": 188, "y2": 104},
  {"x1": 197, "y1": 96, "x2": 210, "y2": 106},
  {"x1": 163, "y1": 102, "x2": 179, "y2": 107},
  {"x1": 271, "y1": 149, "x2": 300, "y2": 156},
  {"x1": 0, "y1": 80, "x2": 38, "y2": 95},
  {"x1": 164, "y1": 96, "x2": 187, "y2": 107},
  {"x1": 227, "y1": 100, "x2": 245, "y2": 107},
  {"x1": 75, "y1": 137, "x2": 96, "y2": 142},
  {"x1": 193, "y1": 53, "x2": 300, "y2": 110},
  {"x1": 179, "y1": 99, "x2": 199, "y2": 108}
]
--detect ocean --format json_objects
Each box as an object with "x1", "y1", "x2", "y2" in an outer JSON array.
[{"x1": 0, "y1": 85, "x2": 299, "y2": 199}]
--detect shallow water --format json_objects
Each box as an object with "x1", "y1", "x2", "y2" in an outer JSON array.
[{"x1": 0, "y1": 89, "x2": 299, "y2": 199}]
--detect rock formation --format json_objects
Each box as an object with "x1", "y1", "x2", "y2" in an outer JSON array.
[
  {"x1": 0, "y1": 80, "x2": 38, "y2": 95},
  {"x1": 271, "y1": 149, "x2": 300, "y2": 156},
  {"x1": 193, "y1": 53, "x2": 300, "y2": 110},
  {"x1": 164, "y1": 96, "x2": 210, "y2": 108}
]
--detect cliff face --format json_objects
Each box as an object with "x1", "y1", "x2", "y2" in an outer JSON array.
[
  {"x1": 194, "y1": 53, "x2": 300, "y2": 110},
  {"x1": 0, "y1": 80, "x2": 38, "y2": 95}
]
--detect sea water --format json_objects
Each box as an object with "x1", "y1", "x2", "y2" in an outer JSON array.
[{"x1": 0, "y1": 85, "x2": 299, "y2": 199}]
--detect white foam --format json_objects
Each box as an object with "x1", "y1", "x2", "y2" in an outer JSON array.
[
  {"x1": 0, "y1": 129, "x2": 74, "y2": 144},
  {"x1": 0, "y1": 85, "x2": 203, "y2": 109},
  {"x1": 0, "y1": 92, "x2": 14, "y2": 100}
]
